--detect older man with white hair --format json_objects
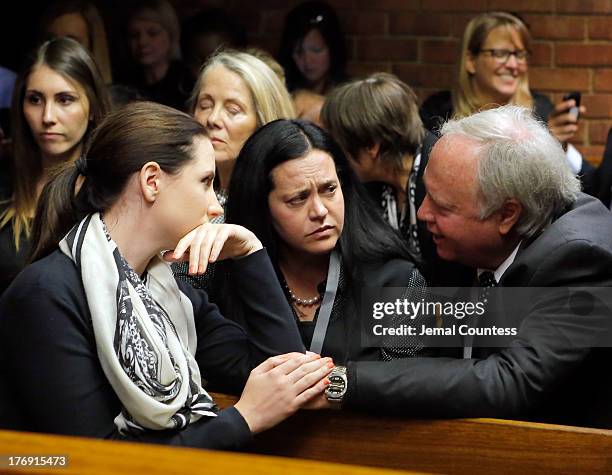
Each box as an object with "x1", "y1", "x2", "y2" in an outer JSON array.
[{"x1": 340, "y1": 105, "x2": 612, "y2": 428}]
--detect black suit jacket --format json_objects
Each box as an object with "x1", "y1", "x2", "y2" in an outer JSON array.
[{"x1": 346, "y1": 193, "x2": 612, "y2": 428}]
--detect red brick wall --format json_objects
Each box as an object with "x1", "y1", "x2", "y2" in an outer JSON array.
[{"x1": 178, "y1": 0, "x2": 612, "y2": 165}]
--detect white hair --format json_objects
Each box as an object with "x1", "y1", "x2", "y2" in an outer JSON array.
[{"x1": 440, "y1": 105, "x2": 580, "y2": 238}]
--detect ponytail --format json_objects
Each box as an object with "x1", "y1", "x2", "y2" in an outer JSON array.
[{"x1": 29, "y1": 101, "x2": 208, "y2": 262}]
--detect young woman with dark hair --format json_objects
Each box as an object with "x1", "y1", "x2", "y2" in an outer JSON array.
[
  {"x1": 0, "y1": 102, "x2": 332, "y2": 446},
  {"x1": 277, "y1": 1, "x2": 347, "y2": 95},
  {"x1": 0, "y1": 37, "x2": 111, "y2": 294},
  {"x1": 205, "y1": 119, "x2": 427, "y2": 410}
]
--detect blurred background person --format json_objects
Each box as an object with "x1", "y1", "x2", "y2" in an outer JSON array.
[
  {"x1": 181, "y1": 8, "x2": 247, "y2": 91},
  {"x1": 293, "y1": 88, "x2": 325, "y2": 127},
  {"x1": 420, "y1": 11, "x2": 590, "y2": 178},
  {"x1": 0, "y1": 38, "x2": 110, "y2": 294},
  {"x1": 278, "y1": 1, "x2": 347, "y2": 95},
  {"x1": 0, "y1": 65, "x2": 16, "y2": 110},
  {"x1": 41, "y1": 0, "x2": 113, "y2": 84},
  {"x1": 122, "y1": 0, "x2": 189, "y2": 110}
]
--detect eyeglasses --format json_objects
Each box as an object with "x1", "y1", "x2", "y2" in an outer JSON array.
[{"x1": 479, "y1": 49, "x2": 529, "y2": 63}]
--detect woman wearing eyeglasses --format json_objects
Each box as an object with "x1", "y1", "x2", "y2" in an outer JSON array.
[{"x1": 421, "y1": 12, "x2": 586, "y2": 175}]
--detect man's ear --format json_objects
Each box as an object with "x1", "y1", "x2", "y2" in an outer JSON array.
[
  {"x1": 465, "y1": 52, "x2": 477, "y2": 75},
  {"x1": 498, "y1": 198, "x2": 522, "y2": 235},
  {"x1": 140, "y1": 161, "x2": 163, "y2": 203}
]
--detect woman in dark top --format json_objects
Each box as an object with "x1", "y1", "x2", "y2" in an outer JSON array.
[
  {"x1": 207, "y1": 119, "x2": 427, "y2": 392},
  {"x1": 277, "y1": 1, "x2": 347, "y2": 95},
  {"x1": 123, "y1": 0, "x2": 190, "y2": 110},
  {"x1": 0, "y1": 102, "x2": 332, "y2": 448},
  {"x1": 0, "y1": 38, "x2": 110, "y2": 295},
  {"x1": 420, "y1": 12, "x2": 588, "y2": 177}
]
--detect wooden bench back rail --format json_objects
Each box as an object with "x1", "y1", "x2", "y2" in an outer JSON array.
[
  {"x1": 0, "y1": 429, "x2": 422, "y2": 475},
  {"x1": 212, "y1": 392, "x2": 612, "y2": 475}
]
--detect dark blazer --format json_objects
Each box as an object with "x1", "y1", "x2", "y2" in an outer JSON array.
[
  {"x1": 0, "y1": 249, "x2": 304, "y2": 447},
  {"x1": 345, "y1": 193, "x2": 612, "y2": 429}
]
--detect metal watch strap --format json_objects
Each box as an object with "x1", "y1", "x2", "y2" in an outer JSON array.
[{"x1": 325, "y1": 365, "x2": 347, "y2": 403}]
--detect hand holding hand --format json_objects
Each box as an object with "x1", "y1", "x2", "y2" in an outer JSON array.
[
  {"x1": 163, "y1": 223, "x2": 263, "y2": 274},
  {"x1": 234, "y1": 352, "x2": 334, "y2": 434}
]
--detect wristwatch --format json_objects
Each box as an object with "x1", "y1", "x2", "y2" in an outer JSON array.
[{"x1": 325, "y1": 366, "x2": 347, "y2": 403}]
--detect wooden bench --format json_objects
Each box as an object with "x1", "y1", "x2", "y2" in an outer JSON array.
[
  {"x1": 0, "y1": 429, "x2": 423, "y2": 475},
  {"x1": 212, "y1": 392, "x2": 612, "y2": 475}
]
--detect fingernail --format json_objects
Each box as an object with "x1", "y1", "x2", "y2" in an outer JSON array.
[
  {"x1": 324, "y1": 378, "x2": 330, "y2": 385},
  {"x1": 198, "y1": 265, "x2": 204, "y2": 274},
  {"x1": 327, "y1": 361, "x2": 334, "y2": 368}
]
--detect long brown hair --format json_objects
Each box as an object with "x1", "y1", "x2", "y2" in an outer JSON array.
[
  {"x1": 30, "y1": 101, "x2": 208, "y2": 262},
  {"x1": 1, "y1": 37, "x2": 110, "y2": 249},
  {"x1": 453, "y1": 12, "x2": 533, "y2": 118}
]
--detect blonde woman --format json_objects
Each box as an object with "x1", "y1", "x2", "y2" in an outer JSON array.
[
  {"x1": 421, "y1": 12, "x2": 587, "y2": 176},
  {"x1": 189, "y1": 50, "x2": 295, "y2": 207},
  {"x1": 172, "y1": 50, "x2": 295, "y2": 287}
]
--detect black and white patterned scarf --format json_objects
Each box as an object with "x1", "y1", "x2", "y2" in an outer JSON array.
[
  {"x1": 380, "y1": 148, "x2": 422, "y2": 257},
  {"x1": 59, "y1": 214, "x2": 217, "y2": 434}
]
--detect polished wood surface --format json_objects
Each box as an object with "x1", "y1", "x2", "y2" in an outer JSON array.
[
  {"x1": 212, "y1": 392, "x2": 612, "y2": 475},
  {"x1": 0, "y1": 429, "x2": 423, "y2": 475}
]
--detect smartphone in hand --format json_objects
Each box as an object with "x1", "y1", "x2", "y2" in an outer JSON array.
[{"x1": 563, "y1": 91, "x2": 581, "y2": 120}]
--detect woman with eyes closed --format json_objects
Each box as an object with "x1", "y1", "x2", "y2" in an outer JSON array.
[
  {"x1": 190, "y1": 50, "x2": 295, "y2": 211},
  {"x1": 0, "y1": 37, "x2": 110, "y2": 294},
  {"x1": 205, "y1": 120, "x2": 427, "y2": 388},
  {"x1": 171, "y1": 50, "x2": 295, "y2": 288},
  {"x1": 420, "y1": 12, "x2": 589, "y2": 177}
]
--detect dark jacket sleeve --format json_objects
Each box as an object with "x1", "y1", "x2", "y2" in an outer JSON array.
[
  {"x1": 186, "y1": 248, "x2": 305, "y2": 394},
  {"x1": 345, "y1": 239, "x2": 612, "y2": 420}
]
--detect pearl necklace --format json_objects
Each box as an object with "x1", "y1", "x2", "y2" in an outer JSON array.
[{"x1": 284, "y1": 283, "x2": 322, "y2": 306}]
